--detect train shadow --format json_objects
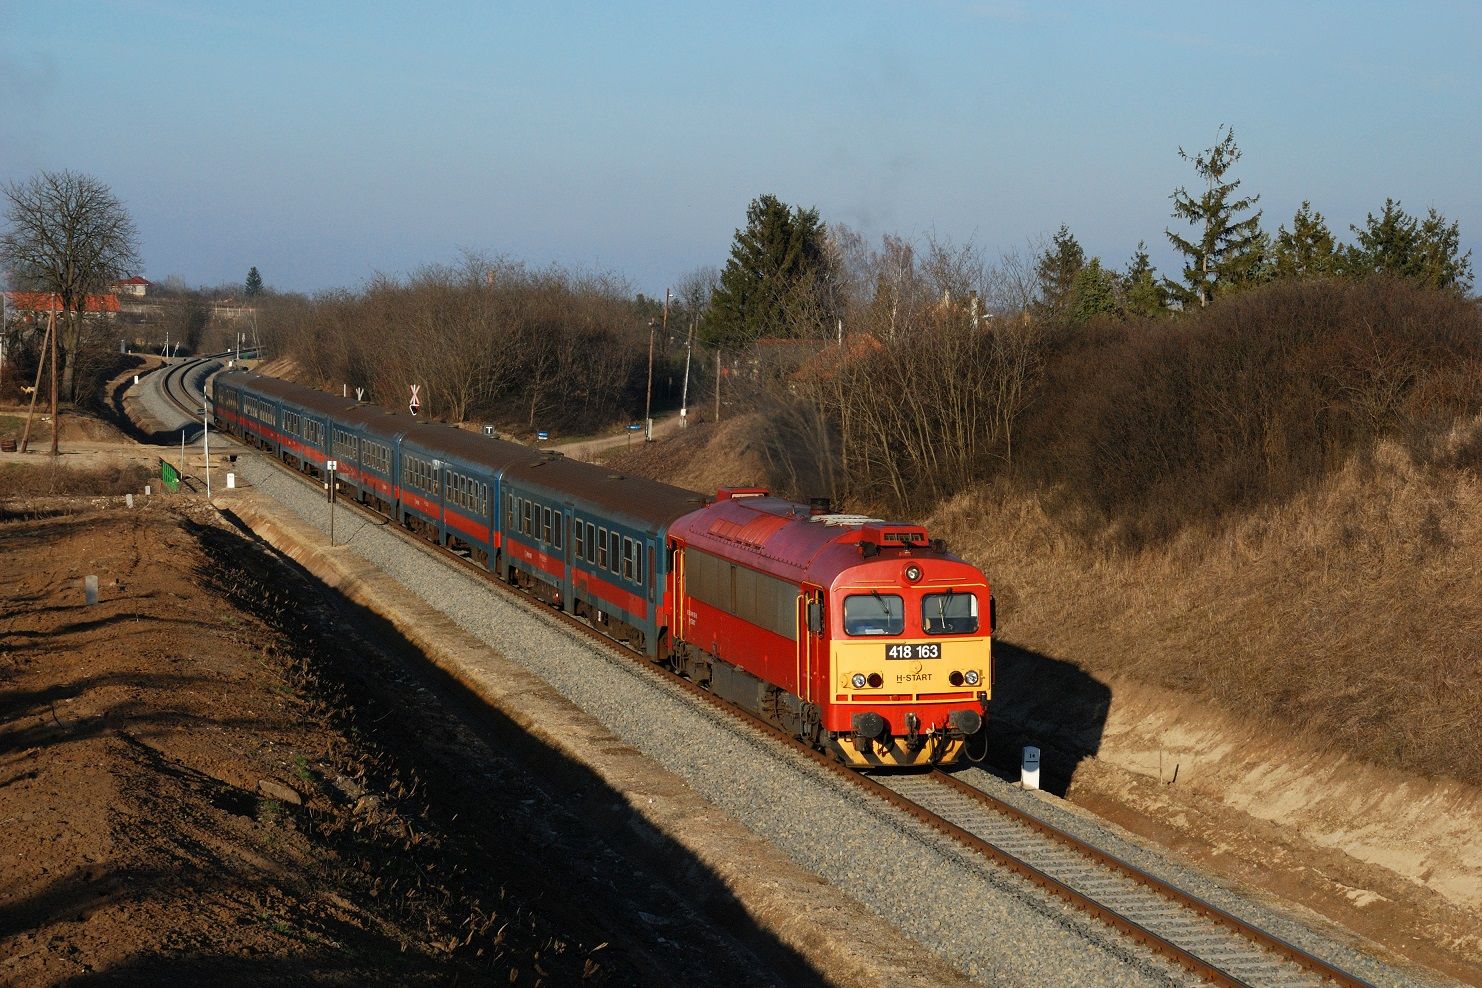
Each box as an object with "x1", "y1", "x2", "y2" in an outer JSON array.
[
  {"x1": 192, "y1": 514, "x2": 827, "y2": 988},
  {"x1": 977, "y1": 641, "x2": 1112, "y2": 797}
]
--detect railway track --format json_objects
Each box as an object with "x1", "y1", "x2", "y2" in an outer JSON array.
[{"x1": 168, "y1": 369, "x2": 1374, "y2": 987}]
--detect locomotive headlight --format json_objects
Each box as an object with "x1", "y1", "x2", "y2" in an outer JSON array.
[
  {"x1": 904, "y1": 564, "x2": 923, "y2": 583},
  {"x1": 964, "y1": 669, "x2": 981, "y2": 686},
  {"x1": 851, "y1": 673, "x2": 867, "y2": 689}
]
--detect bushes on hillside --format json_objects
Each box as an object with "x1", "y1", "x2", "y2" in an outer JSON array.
[{"x1": 1029, "y1": 277, "x2": 1482, "y2": 548}]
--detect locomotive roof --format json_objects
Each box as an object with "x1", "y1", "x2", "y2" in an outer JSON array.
[
  {"x1": 504, "y1": 452, "x2": 705, "y2": 534},
  {"x1": 669, "y1": 492, "x2": 973, "y2": 589}
]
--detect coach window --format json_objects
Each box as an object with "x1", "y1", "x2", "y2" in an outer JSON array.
[
  {"x1": 506, "y1": 493, "x2": 515, "y2": 527},
  {"x1": 541, "y1": 506, "x2": 552, "y2": 544},
  {"x1": 521, "y1": 499, "x2": 532, "y2": 536},
  {"x1": 621, "y1": 538, "x2": 635, "y2": 582},
  {"x1": 554, "y1": 514, "x2": 563, "y2": 550},
  {"x1": 609, "y1": 531, "x2": 621, "y2": 574},
  {"x1": 585, "y1": 523, "x2": 596, "y2": 563},
  {"x1": 574, "y1": 519, "x2": 584, "y2": 558},
  {"x1": 597, "y1": 528, "x2": 608, "y2": 569},
  {"x1": 843, "y1": 594, "x2": 905, "y2": 636}
]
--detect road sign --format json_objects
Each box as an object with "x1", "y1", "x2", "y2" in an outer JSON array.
[
  {"x1": 536, "y1": 430, "x2": 549, "y2": 441},
  {"x1": 326, "y1": 459, "x2": 338, "y2": 471},
  {"x1": 626, "y1": 423, "x2": 642, "y2": 432},
  {"x1": 409, "y1": 383, "x2": 421, "y2": 416}
]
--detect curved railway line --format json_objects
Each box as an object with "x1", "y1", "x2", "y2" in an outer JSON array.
[{"x1": 157, "y1": 367, "x2": 1375, "y2": 988}]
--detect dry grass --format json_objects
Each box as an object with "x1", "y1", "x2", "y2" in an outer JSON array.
[
  {"x1": 933, "y1": 420, "x2": 1482, "y2": 784},
  {"x1": 0, "y1": 461, "x2": 153, "y2": 497}
]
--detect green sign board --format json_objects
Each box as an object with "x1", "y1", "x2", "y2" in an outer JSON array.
[{"x1": 161, "y1": 458, "x2": 181, "y2": 493}]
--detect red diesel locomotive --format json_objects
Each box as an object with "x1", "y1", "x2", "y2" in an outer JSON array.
[{"x1": 668, "y1": 489, "x2": 991, "y2": 767}]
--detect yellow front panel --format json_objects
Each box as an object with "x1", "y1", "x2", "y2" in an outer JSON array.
[{"x1": 831, "y1": 637, "x2": 991, "y2": 699}]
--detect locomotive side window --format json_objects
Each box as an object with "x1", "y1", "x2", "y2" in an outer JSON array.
[
  {"x1": 843, "y1": 594, "x2": 905, "y2": 636},
  {"x1": 586, "y1": 523, "x2": 596, "y2": 564},
  {"x1": 597, "y1": 528, "x2": 608, "y2": 569},
  {"x1": 922, "y1": 591, "x2": 979, "y2": 635}
]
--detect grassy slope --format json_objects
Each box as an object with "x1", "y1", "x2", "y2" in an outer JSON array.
[{"x1": 933, "y1": 423, "x2": 1482, "y2": 784}]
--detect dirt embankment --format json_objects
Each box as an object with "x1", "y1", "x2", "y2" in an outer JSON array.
[{"x1": 1, "y1": 503, "x2": 619, "y2": 985}]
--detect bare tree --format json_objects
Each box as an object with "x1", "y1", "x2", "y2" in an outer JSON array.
[{"x1": 1, "y1": 170, "x2": 141, "y2": 401}]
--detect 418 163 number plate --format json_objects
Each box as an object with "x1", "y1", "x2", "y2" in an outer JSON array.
[{"x1": 885, "y1": 643, "x2": 941, "y2": 660}]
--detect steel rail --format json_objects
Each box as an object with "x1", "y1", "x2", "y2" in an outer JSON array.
[
  {"x1": 207, "y1": 403, "x2": 1372, "y2": 988},
  {"x1": 926, "y1": 770, "x2": 1369, "y2": 987}
]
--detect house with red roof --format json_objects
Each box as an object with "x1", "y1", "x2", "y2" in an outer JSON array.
[{"x1": 114, "y1": 275, "x2": 152, "y2": 297}]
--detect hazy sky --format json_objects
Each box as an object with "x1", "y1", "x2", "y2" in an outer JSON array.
[{"x1": 3, "y1": 1, "x2": 1478, "y2": 295}]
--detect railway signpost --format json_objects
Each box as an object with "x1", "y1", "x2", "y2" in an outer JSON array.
[
  {"x1": 326, "y1": 459, "x2": 338, "y2": 546},
  {"x1": 408, "y1": 384, "x2": 421, "y2": 417}
]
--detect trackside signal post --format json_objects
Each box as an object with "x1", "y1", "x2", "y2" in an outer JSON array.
[{"x1": 326, "y1": 459, "x2": 338, "y2": 545}]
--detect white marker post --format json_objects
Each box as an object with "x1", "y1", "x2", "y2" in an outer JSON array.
[{"x1": 1022, "y1": 745, "x2": 1041, "y2": 790}]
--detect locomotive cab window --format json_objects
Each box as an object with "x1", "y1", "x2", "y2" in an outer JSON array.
[
  {"x1": 922, "y1": 591, "x2": 979, "y2": 635},
  {"x1": 843, "y1": 593, "x2": 904, "y2": 636}
]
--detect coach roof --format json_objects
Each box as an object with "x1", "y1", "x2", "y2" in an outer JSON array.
[{"x1": 504, "y1": 452, "x2": 703, "y2": 534}]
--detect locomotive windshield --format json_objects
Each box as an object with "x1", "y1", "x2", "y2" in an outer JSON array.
[
  {"x1": 923, "y1": 590, "x2": 978, "y2": 635},
  {"x1": 844, "y1": 593, "x2": 904, "y2": 636}
]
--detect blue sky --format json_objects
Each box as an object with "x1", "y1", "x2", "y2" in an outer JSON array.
[{"x1": 2, "y1": 1, "x2": 1478, "y2": 295}]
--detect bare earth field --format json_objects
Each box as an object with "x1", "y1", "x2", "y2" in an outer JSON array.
[{"x1": 0, "y1": 501, "x2": 625, "y2": 986}]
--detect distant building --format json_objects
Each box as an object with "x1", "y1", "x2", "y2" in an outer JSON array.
[
  {"x1": 3, "y1": 291, "x2": 121, "y2": 321},
  {"x1": 114, "y1": 275, "x2": 152, "y2": 297}
]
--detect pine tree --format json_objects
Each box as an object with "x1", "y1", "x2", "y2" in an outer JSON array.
[
  {"x1": 244, "y1": 266, "x2": 264, "y2": 297},
  {"x1": 1033, "y1": 225, "x2": 1085, "y2": 321},
  {"x1": 1350, "y1": 200, "x2": 1473, "y2": 293},
  {"x1": 699, "y1": 194, "x2": 831, "y2": 351},
  {"x1": 1272, "y1": 202, "x2": 1339, "y2": 279},
  {"x1": 1165, "y1": 126, "x2": 1264, "y2": 308},
  {"x1": 1120, "y1": 243, "x2": 1167, "y2": 317},
  {"x1": 1066, "y1": 258, "x2": 1117, "y2": 324}
]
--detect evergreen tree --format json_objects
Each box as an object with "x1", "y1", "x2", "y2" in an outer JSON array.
[
  {"x1": 244, "y1": 266, "x2": 264, "y2": 297},
  {"x1": 1272, "y1": 202, "x2": 1340, "y2": 279},
  {"x1": 699, "y1": 194, "x2": 831, "y2": 351},
  {"x1": 1349, "y1": 199, "x2": 1473, "y2": 293},
  {"x1": 1033, "y1": 225, "x2": 1085, "y2": 320},
  {"x1": 1120, "y1": 242, "x2": 1167, "y2": 317},
  {"x1": 1413, "y1": 207, "x2": 1474, "y2": 293},
  {"x1": 1066, "y1": 258, "x2": 1117, "y2": 324},
  {"x1": 1165, "y1": 126, "x2": 1264, "y2": 308}
]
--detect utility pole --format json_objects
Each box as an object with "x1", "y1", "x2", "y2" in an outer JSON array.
[
  {"x1": 49, "y1": 304, "x2": 59, "y2": 457},
  {"x1": 714, "y1": 349, "x2": 721, "y2": 424},
  {"x1": 202, "y1": 401, "x2": 211, "y2": 498},
  {"x1": 644, "y1": 318, "x2": 656, "y2": 442},
  {"x1": 678, "y1": 313, "x2": 694, "y2": 428},
  {"x1": 19, "y1": 310, "x2": 55, "y2": 454}
]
